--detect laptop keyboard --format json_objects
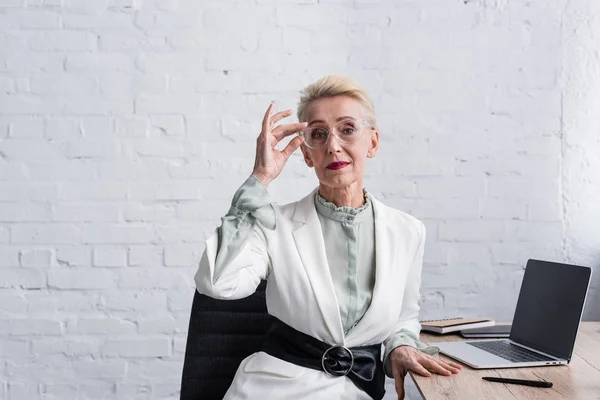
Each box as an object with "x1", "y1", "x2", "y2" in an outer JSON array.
[{"x1": 467, "y1": 340, "x2": 554, "y2": 363}]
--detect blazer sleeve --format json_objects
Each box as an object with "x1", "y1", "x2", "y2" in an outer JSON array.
[
  {"x1": 382, "y1": 221, "x2": 439, "y2": 377},
  {"x1": 194, "y1": 175, "x2": 274, "y2": 300}
]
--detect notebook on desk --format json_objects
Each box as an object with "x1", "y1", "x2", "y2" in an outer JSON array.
[
  {"x1": 429, "y1": 259, "x2": 592, "y2": 369},
  {"x1": 421, "y1": 318, "x2": 495, "y2": 334}
]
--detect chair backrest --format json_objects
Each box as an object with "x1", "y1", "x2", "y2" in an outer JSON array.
[{"x1": 180, "y1": 281, "x2": 272, "y2": 400}]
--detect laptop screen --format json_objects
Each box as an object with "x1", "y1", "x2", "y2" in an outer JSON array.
[{"x1": 509, "y1": 259, "x2": 591, "y2": 361}]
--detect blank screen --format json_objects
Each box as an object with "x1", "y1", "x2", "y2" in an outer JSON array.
[{"x1": 510, "y1": 259, "x2": 591, "y2": 361}]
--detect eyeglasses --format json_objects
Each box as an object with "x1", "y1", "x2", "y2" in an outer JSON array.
[{"x1": 297, "y1": 118, "x2": 373, "y2": 149}]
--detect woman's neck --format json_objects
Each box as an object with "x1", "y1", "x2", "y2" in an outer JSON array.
[{"x1": 318, "y1": 182, "x2": 365, "y2": 208}]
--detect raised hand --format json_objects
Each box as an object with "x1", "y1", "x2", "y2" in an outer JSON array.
[{"x1": 252, "y1": 103, "x2": 307, "y2": 187}]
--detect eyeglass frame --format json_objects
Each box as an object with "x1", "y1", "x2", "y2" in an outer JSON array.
[{"x1": 296, "y1": 117, "x2": 375, "y2": 149}]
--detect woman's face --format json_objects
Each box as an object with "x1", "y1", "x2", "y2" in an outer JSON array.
[{"x1": 300, "y1": 96, "x2": 379, "y2": 189}]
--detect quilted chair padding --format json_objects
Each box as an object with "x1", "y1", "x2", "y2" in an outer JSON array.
[{"x1": 180, "y1": 281, "x2": 272, "y2": 400}]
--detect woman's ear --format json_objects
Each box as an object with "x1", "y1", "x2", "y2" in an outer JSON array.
[
  {"x1": 367, "y1": 129, "x2": 379, "y2": 158},
  {"x1": 300, "y1": 145, "x2": 314, "y2": 168}
]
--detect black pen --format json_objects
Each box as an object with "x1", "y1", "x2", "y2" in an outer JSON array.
[{"x1": 482, "y1": 376, "x2": 553, "y2": 388}]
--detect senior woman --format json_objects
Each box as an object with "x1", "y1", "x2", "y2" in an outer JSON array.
[{"x1": 194, "y1": 75, "x2": 461, "y2": 400}]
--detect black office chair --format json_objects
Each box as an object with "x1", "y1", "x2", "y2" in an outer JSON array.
[{"x1": 180, "y1": 281, "x2": 273, "y2": 400}]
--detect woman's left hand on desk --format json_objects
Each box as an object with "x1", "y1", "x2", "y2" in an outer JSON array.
[{"x1": 389, "y1": 346, "x2": 462, "y2": 400}]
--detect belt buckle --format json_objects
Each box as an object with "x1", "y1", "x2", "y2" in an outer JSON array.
[{"x1": 321, "y1": 345, "x2": 354, "y2": 377}]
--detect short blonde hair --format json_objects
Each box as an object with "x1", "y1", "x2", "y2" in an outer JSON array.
[{"x1": 297, "y1": 75, "x2": 377, "y2": 128}]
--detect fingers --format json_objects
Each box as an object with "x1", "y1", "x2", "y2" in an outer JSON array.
[
  {"x1": 438, "y1": 359, "x2": 462, "y2": 374},
  {"x1": 423, "y1": 358, "x2": 452, "y2": 376},
  {"x1": 261, "y1": 103, "x2": 274, "y2": 135},
  {"x1": 281, "y1": 135, "x2": 304, "y2": 159},
  {"x1": 391, "y1": 368, "x2": 406, "y2": 400},
  {"x1": 395, "y1": 378, "x2": 405, "y2": 400},
  {"x1": 272, "y1": 122, "x2": 308, "y2": 140},
  {"x1": 271, "y1": 109, "x2": 293, "y2": 126},
  {"x1": 410, "y1": 361, "x2": 432, "y2": 377}
]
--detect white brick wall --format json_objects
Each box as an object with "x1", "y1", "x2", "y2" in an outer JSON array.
[{"x1": 1, "y1": 0, "x2": 599, "y2": 399}]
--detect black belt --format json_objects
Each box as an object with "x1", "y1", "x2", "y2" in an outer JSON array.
[{"x1": 260, "y1": 318, "x2": 386, "y2": 400}]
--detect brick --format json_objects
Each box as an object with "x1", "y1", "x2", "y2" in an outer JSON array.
[
  {"x1": 56, "y1": 247, "x2": 91, "y2": 267},
  {"x1": 68, "y1": 317, "x2": 136, "y2": 334},
  {"x1": 99, "y1": 291, "x2": 166, "y2": 312},
  {"x1": 505, "y1": 221, "x2": 563, "y2": 243},
  {"x1": 0, "y1": 226, "x2": 8, "y2": 244},
  {"x1": 62, "y1": 11, "x2": 132, "y2": 28},
  {"x1": 10, "y1": 319, "x2": 62, "y2": 336},
  {"x1": 0, "y1": 9, "x2": 59, "y2": 28},
  {"x1": 52, "y1": 203, "x2": 119, "y2": 222},
  {"x1": 7, "y1": 384, "x2": 39, "y2": 400},
  {"x1": 26, "y1": 160, "x2": 98, "y2": 181},
  {"x1": 93, "y1": 246, "x2": 128, "y2": 267},
  {"x1": 480, "y1": 198, "x2": 527, "y2": 220},
  {"x1": 26, "y1": 291, "x2": 99, "y2": 314},
  {"x1": 72, "y1": 360, "x2": 127, "y2": 380},
  {"x1": 137, "y1": 315, "x2": 188, "y2": 334},
  {"x1": 527, "y1": 200, "x2": 562, "y2": 221},
  {"x1": 65, "y1": 53, "x2": 134, "y2": 72},
  {"x1": 31, "y1": 338, "x2": 99, "y2": 357},
  {"x1": 65, "y1": 140, "x2": 119, "y2": 159},
  {"x1": 127, "y1": 360, "x2": 183, "y2": 380},
  {"x1": 115, "y1": 116, "x2": 149, "y2": 137},
  {"x1": 167, "y1": 292, "x2": 192, "y2": 313},
  {"x1": 0, "y1": 293, "x2": 26, "y2": 313},
  {"x1": 167, "y1": 160, "x2": 212, "y2": 179},
  {"x1": 153, "y1": 383, "x2": 180, "y2": 399},
  {"x1": 163, "y1": 244, "x2": 199, "y2": 267},
  {"x1": 82, "y1": 225, "x2": 154, "y2": 244},
  {"x1": 60, "y1": 182, "x2": 128, "y2": 201},
  {"x1": 0, "y1": 138, "x2": 62, "y2": 161},
  {"x1": 149, "y1": 115, "x2": 185, "y2": 136},
  {"x1": 8, "y1": 118, "x2": 44, "y2": 138},
  {"x1": 11, "y1": 225, "x2": 79, "y2": 244},
  {"x1": 19, "y1": 249, "x2": 54, "y2": 267},
  {"x1": 0, "y1": 183, "x2": 59, "y2": 202},
  {"x1": 153, "y1": 223, "x2": 204, "y2": 244},
  {"x1": 27, "y1": 30, "x2": 97, "y2": 51},
  {"x1": 117, "y1": 269, "x2": 192, "y2": 289},
  {"x1": 44, "y1": 117, "x2": 81, "y2": 140},
  {"x1": 31, "y1": 73, "x2": 98, "y2": 95},
  {"x1": 123, "y1": 202, "x2": 175, "y2": 222},
  {"x1": 0, "y1": 249, "x2": 19, "y2": 267},
  {"x1": 0, "y1": 339, "x2": 28, "y2": 357},
  {"x1": 115, "y1": 383, "x2": 153, "y2": 399},
  {"x1": 439, "y1": 220, "x2": 505, "y2": 242},
  {"x1": 62, "y1": 93, "x2": 134, "y2": 115},
  {"x1": 174, "y1": 335, "x2": 187, "y2": 355},
  {"x1": 127, "y1": 245, "x2": 163, "y2": 267},
  {"x1": 417, "y1": 178, "x2": 486, "y2": 198},
  {"x1": 104, "y1": 337, "x2": 171, "y2": 358},
  {"x1": 40, "y1": 384, "x2": 78, "y2": 399},
  {"x1": 0, "y1": 269, "x2": 45, "y2": 289},
  {"x1": 48, "y1": 269, "x2": 114, "y2": 289},
  {"x1": 410, "y1": 199, "x2": 479, "y2": 220},
  {"x1": 135, "y1": 94, "x2": 202, "y2": 114},
  {"x1": 0, "y1": 94, "x2": 61, "y2": 114}
]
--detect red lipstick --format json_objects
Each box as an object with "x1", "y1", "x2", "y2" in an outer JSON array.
[{"x1": 327, "y1": 161, "x2": 350, "y2": 170}]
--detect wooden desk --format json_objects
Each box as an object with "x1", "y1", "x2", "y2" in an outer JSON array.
[{"x1": 412, "y1": 322, "x2": 600, "y2": 400}]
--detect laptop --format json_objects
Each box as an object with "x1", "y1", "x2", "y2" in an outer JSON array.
[{"x1": 428, "y1": 259, "x2": 592, "y2": 369}]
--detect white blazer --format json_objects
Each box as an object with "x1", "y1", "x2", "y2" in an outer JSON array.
[{"x1": 195, "y1": 188, "x2": 426, "y2": 400}]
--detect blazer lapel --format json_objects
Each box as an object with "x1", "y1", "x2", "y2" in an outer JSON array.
[
  {"x1": 292, "y1": 189, "x2": 345, "y2": 344},
  {"x1": 346, "y1": 195, "x2": 396, "y2": 345}
]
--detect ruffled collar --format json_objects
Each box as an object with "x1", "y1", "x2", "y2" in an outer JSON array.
[{"x1": 314, "y1": 189, "x2": 372, "y2": 223}]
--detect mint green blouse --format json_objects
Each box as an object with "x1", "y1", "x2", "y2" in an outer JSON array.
[{"x1": 214, "y1": 175, "x2": 438, "y2": 377}]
